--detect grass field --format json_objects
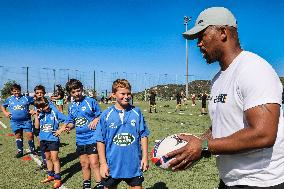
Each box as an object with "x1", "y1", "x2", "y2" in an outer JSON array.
[{"x1": 0, "y1": 100, "x2": 219, "y2": 189}]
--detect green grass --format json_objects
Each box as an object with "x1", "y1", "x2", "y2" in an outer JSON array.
[{"x1": 0, "y1": 100, "x2": 219, "y2": 189}]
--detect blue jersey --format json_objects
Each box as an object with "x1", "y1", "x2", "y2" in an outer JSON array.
[
  {"x1": 94, "y1": 105, "x2": 150, "y2": 179},
  {"x1": 2, "y1": 95, "x2": 34, "y2": 121},
  {"x1": 38, "y1": 106, "x2": 67, "y2": 142},
  {"x1": 66, "y1": 96, "x2": 101, "y2": 145}
]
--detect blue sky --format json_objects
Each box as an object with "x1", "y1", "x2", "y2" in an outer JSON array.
[{"x1": 0, "y1": 0, "x2": 283, "y2": 92}]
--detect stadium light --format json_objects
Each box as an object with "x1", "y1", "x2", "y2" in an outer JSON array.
[
  {"x1": 144, "y1": 73, "x2": 147, "y2": 101},
  {"x1": 184, "y1": 16, "x2": 191, "y2": 98},
  {"x1": 42, "y1": 68, "x2": 56, "y2": 94}
]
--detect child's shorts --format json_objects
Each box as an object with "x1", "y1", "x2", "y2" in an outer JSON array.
[
  {"x1": 40, "y1": 140, "x2": 60, "y2": 152},
  {"x1": 11, "y1": 120, "x2": 33, "y2": 133},
  {"x1": 76, "y1": 143, "x2": 98, "y2": 156},
  {"x1": 102, "y1": 175, "x2": 144, "y2": 187}
]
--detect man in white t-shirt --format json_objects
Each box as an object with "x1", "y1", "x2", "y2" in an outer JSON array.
[{"x1": 167, "y1": 7, "x2": 284, "y2": 188}]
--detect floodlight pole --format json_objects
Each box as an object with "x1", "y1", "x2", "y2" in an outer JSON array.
[
  {"x1": 52, "y1": 69, "x2": 56, "y2": 94},
  {"x1": 184, "y1": 16, "x2": 191, "y2": 98},
  {"x1": 93, "y1": 70, "x2": 96, "y2": 92},
  {"x1": 26, "y1": 67, "x2": 29, "y2": 93}
]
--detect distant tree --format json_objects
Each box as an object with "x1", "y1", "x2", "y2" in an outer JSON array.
[{"x1": 0, "y1": 80, "x2": 16, "y2": 99}]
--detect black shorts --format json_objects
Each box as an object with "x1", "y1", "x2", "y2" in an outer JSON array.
[
  {"x1": 76, "y1": 143, "x2": 98, "y2": 156},
  {"x1": 102, "y1": 175, "x2": 144, "y2": 187},
  {"x1": 218, "y1": 180, "x2": 284, "y2": 189},
  {"x1": 202, "y1": 102, "x2": 206, "y2": 108},
  {"x1": 40, "y1": 140, "x2": 60, "y2": 152}
]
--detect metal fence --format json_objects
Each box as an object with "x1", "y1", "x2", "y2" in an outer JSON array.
[{"x1": 0, "y1": 65, "x2": 206, "y2": 96}]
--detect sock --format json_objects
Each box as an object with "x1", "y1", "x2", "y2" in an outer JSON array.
[
  {"x1": 16, "y1": 139, "x2": 23, "y2": 153},
  {"x1": 28, "y1": 140, "x2": 35, "y2": 152},
  {"x1": 40, "y1": 149, "x2": 46, "y2": 164},
  {"x1": 83, "y1": 179, "x2": 91, "y2": 188},
  {"x1": 47, "y1": 171, "x2": 55, "y2": 177},
  {"x1": 54, "y1": 173, "x2": 61, "y2": 180}
]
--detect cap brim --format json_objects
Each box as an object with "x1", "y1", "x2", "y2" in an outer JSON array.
[{"x1": 182, "y1": 25, "x2": 208, "y2": 40}]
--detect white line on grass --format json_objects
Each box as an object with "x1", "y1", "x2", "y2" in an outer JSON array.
[
  {"x1": 0, "y1": 120, "x2": 7, "y2": 129},
  {"x1": 25, "y1": 149, "x2": 69, "y2": 189}
]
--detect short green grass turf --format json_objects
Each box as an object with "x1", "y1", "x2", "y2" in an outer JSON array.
[{"x1": 0, "y1": 100, "x2": 219, "y2": 189}]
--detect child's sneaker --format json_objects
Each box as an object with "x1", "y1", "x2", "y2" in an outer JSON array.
[
  {"x1": 30, "y1": 150, "x2": 38, "y2": 155},
  {"x1": 41, "y1": 176, "x2": 54, "y2": 183},
  {"x1": 15, "y1": 152, "x2": 23, "y2": 158},
  {"x1": 53, "y1": 180, "x2": 62, "y2": 188},
  {"x1": 94, "y1": 182, "x2": 104, "y2": 189}
]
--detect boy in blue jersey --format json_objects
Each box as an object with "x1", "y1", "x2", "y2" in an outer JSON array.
[
  {"x1": 33, "y1": 97, "x2": 67, "y2": 188},
  {"x1": 0, "y1": 84, "x2": 36, "y2": 158},
  {"x1": 33, "y1": 85, "x2": 57, "y2": 169},
  {"x1": 95, "y1": 79, "x2": 150, "y2": 189},
  {"x1": 65, "y1": 79, "x2": 103, "y2": 189}
]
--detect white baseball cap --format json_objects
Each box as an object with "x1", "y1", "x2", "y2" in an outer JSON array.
[{"x1": 183, "y1": 7, "x2": 237, "y2": 40}]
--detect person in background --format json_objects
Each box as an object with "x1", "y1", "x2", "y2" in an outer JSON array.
[
  {"x1": 175, "y1": 91, "x2": 182, "y2": 112},
  {"x1": 201, "y1": 92, "x2": 207, "y2": 115},
  {"x1": 149, "y1": 90, "x2": 157, "y2": 113},
  {"x1": 51, "y1": 84, "x2": 65, "y2": 113}
]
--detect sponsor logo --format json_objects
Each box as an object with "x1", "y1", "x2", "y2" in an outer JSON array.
[
  {"x1": 113, "y1": 133, "x2": 135, "y2": 146},
  {"x1": 198, "y1": 20, "x2": 203, "y2": 24},
  {"x1": 109, "y1": 122, "x2": 117, "y2": 129},
  {"x1": 213, "y1": 94, "x2": 227, "y2": 103},
  {"x1": 41, "y1": 124, "x2": 53, "y2": 132},
  {"x1": 13, "y1": 105, "x2": 25, "y2": 110},
  {"x1": 75, "y1": 117, "x2": 88, "y2": 127},
  {"x1": 131, "y1": 119, "x2": 136, "y2": 127},
  {"x1": 81, "y1": 106, "x2": 86, "y2": 111}
]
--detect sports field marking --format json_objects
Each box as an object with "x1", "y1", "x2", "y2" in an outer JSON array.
[
  {"x1": 0, "y1": 120, "x2": 7, "y2": 129},
  {"x1": 25, "y1": 149, "x2": 69, "y2": 189}
]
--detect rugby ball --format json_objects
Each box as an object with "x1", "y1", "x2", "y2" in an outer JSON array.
[{"x1": 151, "y1": 134, "x2": 188, "y2": 170}]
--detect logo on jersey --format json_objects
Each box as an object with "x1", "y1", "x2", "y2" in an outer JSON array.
[
  {"x1": 213, "y1": 94, "x2": 228, "y2": 103},
  {"x1": 75, "y1": 117, "x2": 88, "y2": 127},
  {"x1": 41, "y1": 124, "x2": 53, "y2": 132},
  {"x1": 81, "y1": 106, "x2": 86, "y2": 111},
  {"x1": 131, "y1": 119, "x2": 136, "y2": 127},
  {"x1": 13, "y1": 105, "x2": 25, "y2": 110},
  {"x1": 113, "y1": 133, "x2": 135, "y2": 146},
  {"x1": 109, "y1": 122, "x2": 117, "y2": 129}
]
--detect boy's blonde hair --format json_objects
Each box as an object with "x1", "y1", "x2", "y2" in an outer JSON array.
[{"x1": 112, "y1": 79, "x2": 131, "y2": 93}]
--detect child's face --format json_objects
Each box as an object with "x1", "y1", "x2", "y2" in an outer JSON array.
[
  {"x1": 113, "y1": 87, "x2": 132, "y2": 108},
  {"x1": 11, "y1": 88, "x2": 21, "y2": 97},
  {"x1": 35, "y1": 90, "x2": 45, "y2": 99},
  {"x1": 70, "y1": 88, "x2": 83, "y2": 101}
]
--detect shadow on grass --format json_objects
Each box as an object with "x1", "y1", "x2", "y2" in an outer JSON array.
[
  {"x1": 60, "y1": 142, "x2": 69, "y2": 147},
  {"x1": 146, "y1": 182, "x2": 169, "y2": 189},
  {"x1": 61, "y1": 161, "x2": 81, "y2": 184},
  {"x1": 60, "y1": 152, "x2": 78, "y2": 167}
]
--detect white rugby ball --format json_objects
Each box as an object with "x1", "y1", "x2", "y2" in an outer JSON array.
[{"x1": 151, "y1": 134, "x2": 188, "y2": 170}]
